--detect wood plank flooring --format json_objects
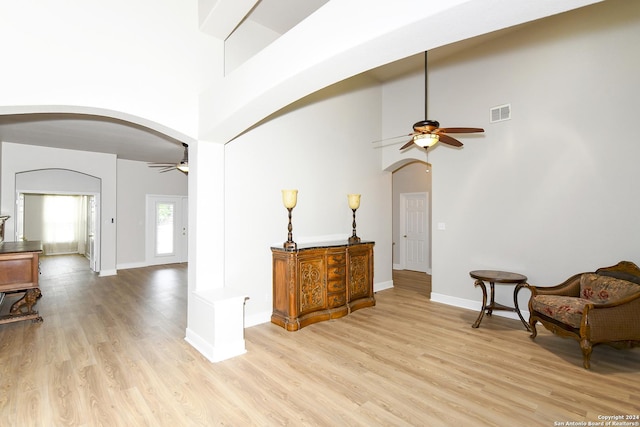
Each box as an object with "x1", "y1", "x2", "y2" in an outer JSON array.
[
  {"x1": 393, "y1": 269, "x2": 431, "y2": 297},
  {"x1": 1, "y1": 256, "x2": 639, "y2": 426}
]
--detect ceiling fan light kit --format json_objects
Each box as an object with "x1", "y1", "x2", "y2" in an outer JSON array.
[{"x1": 413, "y1": 132, "x2": 440, "y2": 147}]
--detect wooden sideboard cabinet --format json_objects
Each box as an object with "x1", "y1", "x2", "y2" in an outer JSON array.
[
  {"x1": 0, "y1": 240, "x2": 44, "y2": 325},
  {"x1": 271, "y1": 241, "x2": 375, "y2": 331}
]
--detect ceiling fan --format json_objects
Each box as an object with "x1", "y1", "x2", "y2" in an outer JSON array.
[
  {"x1": 148, "y1": 143, "x2": 189, "y2": 174},
  {"x1": 399, "y1": 119, "x2": 484, "y2": 150},
  {"x1": 376, "y1": 51, "x2": 484, "y2": 151}
]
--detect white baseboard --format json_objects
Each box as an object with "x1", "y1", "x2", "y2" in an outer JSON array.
[
  {"x1": 430, "y1": 292, "x2": 530, "y2": 323},
  {"x1": 375, "y1": 279, "x2": 394, "y2": 293},
  {"x1": 116, "y1": 261, "x2": 148, "y2": 270},
  {"x1": 185, "y1": 328, "x2": 246, "y2": 363},
  {"x1": 98, "y1": 269, "x2": 117, "y2": 277}
]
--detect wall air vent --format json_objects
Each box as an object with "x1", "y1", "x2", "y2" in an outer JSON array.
[{"x1": 490, "y1": 104, "x2": 511, "y2": 123}]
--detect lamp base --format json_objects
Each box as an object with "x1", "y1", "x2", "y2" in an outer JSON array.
[
  {"x1": 348, "y1": 236, "x2": 361, "y2": 245},
  {"x1": 283, "y1": 241, "x2": 297, "y2": 251}
]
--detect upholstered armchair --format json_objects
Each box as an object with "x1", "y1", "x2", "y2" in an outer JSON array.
[{"x1": 527, "y1": 261, "x2": 640, "y2": 369}]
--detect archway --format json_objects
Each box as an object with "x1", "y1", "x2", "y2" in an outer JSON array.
[{"x1": 16, "y1": 168, "x2": 101, "y2": 272}]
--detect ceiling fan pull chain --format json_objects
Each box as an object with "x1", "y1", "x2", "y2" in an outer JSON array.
[{"x1": 425, "y1": 148, "x2": 430, "y2": 173}]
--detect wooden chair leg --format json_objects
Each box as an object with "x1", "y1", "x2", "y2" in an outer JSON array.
[
  {"x1": 529, "y1": 318, "x2": 538, "y2": 339},
  {"x1": 580, "y1": 338, "x2": 593, "y2": 369}
]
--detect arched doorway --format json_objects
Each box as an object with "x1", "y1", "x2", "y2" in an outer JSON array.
[
  {"x1": 389, "y1": 159, "x2": 432, "y2": 296},
  {"x1": 16, "y1": 168, "x2": 101, "y2": 272}
]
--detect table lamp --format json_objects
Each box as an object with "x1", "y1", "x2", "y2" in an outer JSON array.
[
  {"x1": 347, "y1": 194, "x2": 361, "y2": 244},
  {"x1": 282, "y1": 189, "x2": 298, "y2": 250}
]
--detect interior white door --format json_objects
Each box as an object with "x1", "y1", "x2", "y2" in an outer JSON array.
[
  {"x1": 400, "y1": 192, "x2": 430, "y2": 273},
  {"x1": 146, "y1": 195, "x2": 188, "y2": 265}
]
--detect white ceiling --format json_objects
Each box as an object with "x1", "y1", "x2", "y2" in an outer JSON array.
[{"x1": 0, "y1": 113, "x2": 186, "y2": 164}]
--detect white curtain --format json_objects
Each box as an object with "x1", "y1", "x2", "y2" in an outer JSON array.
[{"x1": 42, "y1": 195, "x2": 85, "y2": 255}]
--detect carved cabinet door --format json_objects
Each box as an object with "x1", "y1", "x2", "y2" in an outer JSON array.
[
  {"x1": 347, "y1": 244, "x2": 373, "y2": 302},
  {"x1": 297, "y1": 254, "x2": 326, "y2": 316}
]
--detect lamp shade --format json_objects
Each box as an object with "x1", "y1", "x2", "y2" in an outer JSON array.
[
  {"x1": 347, "y1": 194, "x2": 361, "y2": 210},
  {"x1": 282, "y1": 189, "x2": 298, "y2": 209}
]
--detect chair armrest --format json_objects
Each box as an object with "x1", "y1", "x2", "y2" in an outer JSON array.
[{"x1": 527, "y1": 272, "x2": 584, "y2": 297}]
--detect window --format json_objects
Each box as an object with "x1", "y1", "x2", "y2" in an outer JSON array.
[{"x1": 155, "y1": 202, "x2": 175, "y2": 256}]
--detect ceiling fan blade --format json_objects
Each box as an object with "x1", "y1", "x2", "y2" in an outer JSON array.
[
  {"x1": 438, "y1": 133, "x2": 463, "y2": 147},
  {"x1": 371, "y1": 134, "x2": 411, "y2": 144},
  {"x1": 399, "y1": 139, "x2": 415, "y2": 150},
  {"x1": 148, "y1": 164, "x2": 176, "y2": 171},
  {"x1": 438, "y1": 127, "x2": 484, "y2": 134}
]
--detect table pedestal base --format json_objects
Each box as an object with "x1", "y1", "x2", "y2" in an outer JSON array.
[{"x1": 470, "y1": 270, "x2": 529, "y2": 331}]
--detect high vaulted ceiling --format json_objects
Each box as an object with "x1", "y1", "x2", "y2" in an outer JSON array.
[{"x1": 0, "y1": 1, "x2": 601, "y2": 165}]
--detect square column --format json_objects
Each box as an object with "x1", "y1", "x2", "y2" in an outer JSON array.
[{"x1": 185, "y1": 141, "x2": 247, "y2": 362}]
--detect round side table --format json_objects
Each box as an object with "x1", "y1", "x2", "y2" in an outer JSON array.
[{"x1": 470, "y1": 270, "x2": 530, "y2": 330}]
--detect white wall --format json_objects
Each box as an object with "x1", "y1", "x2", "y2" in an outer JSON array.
[
  {"x1": 224, "y1": 75, "x2": 393, "y2": 325},
  {"x1": 116, "y1": 159, "x2": 188, "y2": 268},
  {"x1": 418, "y1": 1, "x2": 640, "y2": 313},
  {"x1": 224, "y1": 19, "x2": 280, "y2": 74},
  {"x1": 381, "y1": 67, "x2": 424, "y2": 142}
]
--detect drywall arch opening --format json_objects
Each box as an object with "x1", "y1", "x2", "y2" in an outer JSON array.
[
  {"x1": 388, "y1": 158, "x2": 433, "y2": 291},
  {"x1": 0, "y1": 106, "x2": 196, "y2": 145},
  {"x1": 16, "y1": 168, "x2": 102, "y2": 273}
]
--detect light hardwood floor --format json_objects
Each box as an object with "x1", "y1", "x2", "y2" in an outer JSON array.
[
  {"x1": 392, "y1": 269, "x2": 431, "y2": 297},
  {"x1": 1, "y1": 257, "x2": 639, "y2": 426}
]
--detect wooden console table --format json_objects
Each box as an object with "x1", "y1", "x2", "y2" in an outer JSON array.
[
  {"x1": 271, "y1": 241, "x2": 375, "y2": 331},
  {"x1": 0, "y1": 241, "x2": 43, "y2": 325}
]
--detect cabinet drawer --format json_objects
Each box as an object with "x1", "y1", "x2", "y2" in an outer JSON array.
[
  {"x1": 327, "y1": 278, "x2": 345, "y2": 292},
  {"x1": 327, "y1": 265, "x2": 345, "y2": 281},
  {"x1": 327, "y1": 253, "x2": 345, "y2": 266},
  {"x1": 327, "y1": 293, "x2": 346, "y2": 308}
]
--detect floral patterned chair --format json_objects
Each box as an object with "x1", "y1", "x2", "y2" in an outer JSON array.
[{"x1": 527, "y1": 261, "x2": 640, "y2": 369}]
